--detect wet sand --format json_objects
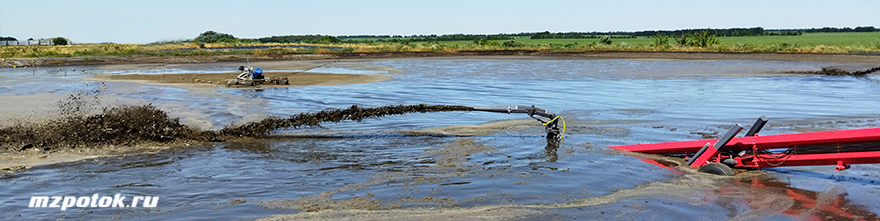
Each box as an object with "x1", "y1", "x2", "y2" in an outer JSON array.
[
  {"x1": 254, "y1": 152, "x2": 772, "y2": 221},
  {"x1": 80, "y1": 56, "x2": 879, "y2": 90},
  {"x1": 0, "y1": 143, "x2": 193, "y2": 173},
  {"x1": 85, "y1": 59, "x2": 398, "y2": 88},
  {"x1": 88, "y1": 72, "x2": 390, "y2": 88}
]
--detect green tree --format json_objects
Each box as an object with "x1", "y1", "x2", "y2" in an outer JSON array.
[
  {"x1": 653, "y1": 33, "x2": 669, "y2": 47},
  {"x1": 52, "y1": 37, "x2": 69, "y2": 46},
  {"x1": 599, "y1": 36, "x2": 613, "y2": 45},
  {"x1": 502, "y1": 40, "x2": 524, "y2": 47},
  {"x1": 672, "y1": 31, "x2": 719, "y2": 47},
  {"x1": 194, "y1": 30, "x2": 236, "y2": 43},
  {"x1": 474, "y1": 38, "x2": 492, "y2": 45},
  {"x1": 689, "y1": 30, "x2": 719, "y2": 47},
  {"x1": 673, "y1": 34, "x2": 689, "y2": 46},
  {"x1": 313, "y1": 35, "x2": 341, "y2": 44}
]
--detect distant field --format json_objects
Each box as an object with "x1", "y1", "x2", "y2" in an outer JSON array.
[
  {"x1": 2, "y1": 32, "x2": 879, "y2": 59},
  {"x1": 513, "y1": 37, "x2": 652, "y2": 46},
  {"x1": 718, "y1": 32, "x2": 880, "y2": 47},
  {"x1": 398, "y1": 32, "x2": 880, "y2": 48}
]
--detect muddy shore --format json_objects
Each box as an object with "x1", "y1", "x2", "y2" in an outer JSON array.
[
  {"x1": 3, "y1": 51, "x2": 880, "y2": 68},
  {"x1": 88, "y1": 72, "x2": 391, "y2": 88}
]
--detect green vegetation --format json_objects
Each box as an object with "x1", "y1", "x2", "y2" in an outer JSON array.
[
  {"x1": 415, "y1": 32, "x2": 879, "y2": 49},
  {"x1": 673, "y1": 31, "x2": 719, "y2": 47},
  {"x1": 653, "y1": 33, "x2": 670, "y2": 47},
  {"x1": 502, "y1": 40, "x2": 524, "y2": 47},
  {"x1": 522, "y1": 26, "x2": 875, "y2": 39},
  {"x1": 1, "y1": 28, "x2": 878, "y2": 58},
  {"x1": 258, "y1": 35, "x2": 341, "y2": 44},
  {"x1": 718, "y1": 32, "x2": 880, "y2": 47},
  {"x1": 339, "y1": 34, "x2": 516, "y2": 43},
  {"x1": 51, "y1": 37, "x2": 69, "y2": 46},
  {"x1": 194, "y1": 31, "x2": 255, "y2": 43},
  {"x1": 777, "y1": 26, "x2": 877, "y2": 33},
  {"x1": 599, "y1": 36, "x2": 613, "y2": 45},
  {"x1": 532, "y1": 31, "x2": 636, "y2": 39},
  {"x1": 194, "y1": 31, "x2": 233, "y2": 43},
  {"x1": 0, "y1": 36, "x2": 16, "y2": 41},
  {"x1": 473, "y1": 38, "x2": 500, "y2": 46}
]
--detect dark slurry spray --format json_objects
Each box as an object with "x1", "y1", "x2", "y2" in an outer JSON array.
[
  {"x1": 218, "y1": 104, "x2": 475, "y2": 137},
  {"x1": 1, "y1": 104, "x2": 474, "y2": 152},
  {"x1": 0, "y1": 105, "x2": 206, "y2": 151},
  {"x1": 792, "y1": 66, "x2": 880, "y2": 76}
]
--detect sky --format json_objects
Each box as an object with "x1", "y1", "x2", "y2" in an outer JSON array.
[{"x1": 1, "y1": 0, "x2": 878, "y2": 44}]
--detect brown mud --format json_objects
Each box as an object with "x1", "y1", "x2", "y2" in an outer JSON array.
[
  {"x1": 257, "y1": 149, "x2": 879, "y2": 221},
  {"x1": 0, "y1": 105, "x2": 208, "y2": 152},
  {"x1": 256, "y1": 138, "x2": 498, "y2": 212},
  {"x1": 787, "y1": 65, "x2": 880, "y2": 76},
  {"x1": 1, "y1": 104, "x2": 475, "y2": 152},
  {"x1": 88, "y1": 72, "x2": 391, "y2": 88},
  {"x1": 258, "y1": 150, "x2": 879, "y2": 221}
]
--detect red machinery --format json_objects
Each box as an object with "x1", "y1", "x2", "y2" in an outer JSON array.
[{"x1": 609, "y1": 117, "x2": 880, "y2": 175}]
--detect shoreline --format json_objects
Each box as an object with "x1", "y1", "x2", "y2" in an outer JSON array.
[
  {"x1": 85, "y1": 72, "x2": 392, "y2": 89},
  {"x1": 3, "y1": 51, "x2": 880, "y2": 68},
  {"x1": 2, "y1": 52, "x2": 878, "y2": 172}
]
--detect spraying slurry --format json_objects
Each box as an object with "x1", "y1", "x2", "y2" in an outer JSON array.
[
  {"x1": 219, "y1": 104, "x2": 475, "y2": 137},
  {"x1": 1, "y1": 104, "x2": 476, "y2": 152}
]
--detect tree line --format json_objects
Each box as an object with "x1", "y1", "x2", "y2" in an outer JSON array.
[
  {"x1": 338, "y1": 33, "x2": 532, "y2": 39},
  {"x1": 190, "y1": 25, "x2": 877, "y2": 45},
  {"x1": 531, "y1": 31, "x2": 638, "y2": 39},
  {"x1": 338, "y1": 34, "x2": 524, "y2": 43},
  {"x1": 532, "y1": 27, "x2": 778, "y2": 39},
  {"x1": 256, "y1": 35, "x2": 341, "y2": 44},
  {"x1": 772, "y1": 26, "x2": 876, "y2": 33},
  {"x1": 529, "y1": 26, "x2": 876, "y2": 39}
]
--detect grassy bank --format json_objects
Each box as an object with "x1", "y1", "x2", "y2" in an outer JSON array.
[
  {"x1": 424, "y1": 32, "x2": 880, "y2": 48},
  {"x1": 0, "y1": 42, "x2": 333, "y2": 58},
  {"x1": 1, "y1": 33, "x2": 878, "y2": 59}
]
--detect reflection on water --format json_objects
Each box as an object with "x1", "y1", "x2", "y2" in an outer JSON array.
[
  {"x1": 2, "y1": 59, "x2": 880, "y2": 220},
  {"x1": 721, "y1": 177, "x2": 878, "y2": 220}
]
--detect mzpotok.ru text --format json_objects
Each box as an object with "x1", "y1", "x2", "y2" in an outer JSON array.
[{"x1": 29, "y1": 194, "x2": 158, "y2": 211}]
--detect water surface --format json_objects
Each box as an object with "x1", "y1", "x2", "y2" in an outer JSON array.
[{"x1": 2, "y1": 58, "x2": 880, "y2": 220}]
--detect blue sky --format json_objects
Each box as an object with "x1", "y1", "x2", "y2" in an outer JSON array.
[{"x1": 1, "y1": 0, "x2": 878, "y2": 44}]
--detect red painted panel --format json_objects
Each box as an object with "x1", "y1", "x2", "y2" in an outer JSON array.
[
  {"x1": 609, "y1": 127, "x2": 880, "y2": 154},
  {"x1": 746, "y1": 151, "x2": 880, "y2": 168}
]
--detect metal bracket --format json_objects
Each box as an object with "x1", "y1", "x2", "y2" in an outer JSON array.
[
  {"x1": 688, "y1": 124, "x2": 743, "y2": 167},
  {"x1": 745, "y1": 116, "x2": 768, "y2": 137},
  {"x1": 835, "y1": 160, "x2": 850, "y2": 171},
  {"x1": 472, "y1": 105, "x2": 560, "y2": 140}
]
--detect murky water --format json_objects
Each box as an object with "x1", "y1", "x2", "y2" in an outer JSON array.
[{"x1": 2, "y1": 58, "x2": 880, "y2": 220}]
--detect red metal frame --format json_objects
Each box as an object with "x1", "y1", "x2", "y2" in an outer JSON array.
[
  {"x1": 610, "y1": 127, "x2": 880, "y2": 154},
  {"x1": 609, "y1": 127, "x2": 880, "y2": 170},
  {"x1": 733, "y1": 148, "x2": 880, "y2": 170}
]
